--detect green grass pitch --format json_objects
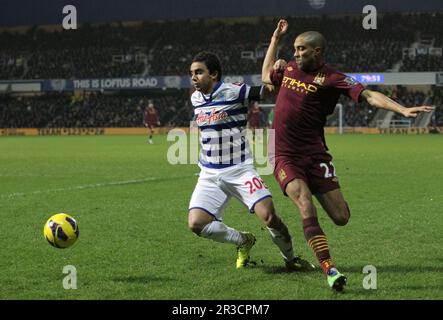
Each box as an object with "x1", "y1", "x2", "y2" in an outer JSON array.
[{"x1": 0, "y1": 134, "x2": 442, "y2": 300}]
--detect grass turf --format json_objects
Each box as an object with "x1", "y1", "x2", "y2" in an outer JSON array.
[{"x1": 0, "y1": 134, "x2": 442, "y2": 299}]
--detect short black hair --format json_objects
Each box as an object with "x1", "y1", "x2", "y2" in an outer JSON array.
[
  {"x1": 192, "y1": 51, "x2": 222, "y2": 81},
  {"x1": 298, "y1": 31, "x2": 326, "y2": 54}
]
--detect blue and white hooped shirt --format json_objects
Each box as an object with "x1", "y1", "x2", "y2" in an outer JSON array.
[{"x1": 191, "y1": 81, "x2": 255, "y2": 171}]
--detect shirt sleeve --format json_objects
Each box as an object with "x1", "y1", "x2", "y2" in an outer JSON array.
[
  {"x1": 247, "y1": 86, "x2": 263, "y2": 102},
  {"x1": 332, "y1": 73, "x2": 365, "y2": 103},
  {"x1": 269, "y1": 69, "x2": 284, "y2": 87}
]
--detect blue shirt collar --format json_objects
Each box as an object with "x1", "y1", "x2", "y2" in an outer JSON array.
[{"x1": 201, "y1": 81, "x2": 222, "y2": 102}]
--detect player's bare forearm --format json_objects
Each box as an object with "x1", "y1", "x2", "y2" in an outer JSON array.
[
  {"x1": 361, "y1": 90, "x2": 405, "y2": 113},
  {"x1": 262, "y1": 37, "x2": 279, "y2": 84},
  {"x1": 262, "y1": 19, "x2": 288, "y2": 84},
  {"x1": 361, "y1": 89, "x2": 434, "y2": 118}
]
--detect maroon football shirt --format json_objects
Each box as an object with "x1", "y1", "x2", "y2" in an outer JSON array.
[
  {"x1": 269, "y1": 61, "x2": 365, "y2": 157},
  {"x1": 145, "y1": 107, "x2": 158, "y2": 126},
  {"x1": 248, "y1": 107, "x2": 261, "y2": 127}
]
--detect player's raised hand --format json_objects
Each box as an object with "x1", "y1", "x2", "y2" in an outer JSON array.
[
  {"x1": 273, "y1": 59, "x2": 287, "y2": 72},
  {"x1": 402, "y1": 106, "x2": 435, "y2": 118},
  {"x1": 273, "y1": 19, "x2": 288, "y2": 39}
]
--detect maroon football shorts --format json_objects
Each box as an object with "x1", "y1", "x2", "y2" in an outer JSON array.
[{"x1": 273, "y1": 153, "x2": 340, "y2": 196}]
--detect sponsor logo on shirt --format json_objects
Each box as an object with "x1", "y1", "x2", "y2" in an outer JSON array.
[
  {"x1": 282, "y1": 76, "x2": 318, "y2": 94},
  {"x1": 196, "y1": 108, "x2": 229, "y2": 125}
]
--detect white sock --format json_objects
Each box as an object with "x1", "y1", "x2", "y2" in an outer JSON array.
[
  {"x1": 200, "y1": 221, "x2": 245, "y2": 246},
  {"x1": 267, "y1": 224, "x2": 295, "y2": 262}
]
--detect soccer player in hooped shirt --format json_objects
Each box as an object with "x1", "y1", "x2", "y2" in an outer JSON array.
[
  {"x1": 262, "y1": 20, "x2": 434, "y2": 291},
  {"x1": 188, "y1": 51, "x2": 315, "y2": 270}
]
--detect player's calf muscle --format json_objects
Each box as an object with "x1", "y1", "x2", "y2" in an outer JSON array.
[{"x1": 287, "y1": 192, "x2": 315, "y2": 217}]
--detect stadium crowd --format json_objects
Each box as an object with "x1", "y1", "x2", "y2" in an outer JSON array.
[
  {"x1": 0, "y1": 90, "x2": 190, "y2": 128},
  {"x1": 0, "y1": 13, "x2": 441, "y2": 129},
  {"x1": 1, "y1": 85, "x2": 441, "y2": 128},
  {"x1": 0, "y1": 13, "x2": 442, "y2": 80}
]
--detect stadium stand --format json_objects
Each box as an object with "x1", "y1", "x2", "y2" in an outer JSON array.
[
  {"x1": 0, "y1": 13, "x2": 442, "y2": 128},
  {"x1": 0, "y1": 91, "x2": 190, "y2": 128},
  {"x1": 1, "y1": 13, "x2": 442, "y2": 79}
]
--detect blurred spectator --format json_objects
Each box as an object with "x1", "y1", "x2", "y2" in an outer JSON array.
[
  {"x1": 1, "y1": 13, "x2": 442, "y2": 79},
  {"x1": 0, "y1": 90, "x2": 190, "y2": 128}
]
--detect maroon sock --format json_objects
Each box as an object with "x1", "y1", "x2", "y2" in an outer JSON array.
[{"x1": 303, "y1": 217, "x2": 334, "y2": 274}]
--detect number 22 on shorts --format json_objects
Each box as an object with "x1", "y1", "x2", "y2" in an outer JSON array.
[{"x1": 245, "y1": 177, "x2": 268, "y2": 194}]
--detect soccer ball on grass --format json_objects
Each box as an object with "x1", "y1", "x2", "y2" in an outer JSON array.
[{"x1": 43, "y1": 213, "x2": 79, "y2": 248}]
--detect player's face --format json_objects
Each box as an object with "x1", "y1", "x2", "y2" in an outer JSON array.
[
  {"x1": 293, "y1": 36, "x2": 320, "y2": 72},
  {"x1": 190, "y1": 62, "x2": 218, "y2": 94}
]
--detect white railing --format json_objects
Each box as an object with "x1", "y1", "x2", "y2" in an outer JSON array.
[{"x1": 376, "y1": 119, "x2": 412, "y2": 129}]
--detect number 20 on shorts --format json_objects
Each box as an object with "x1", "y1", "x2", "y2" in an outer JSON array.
[{"x1": 245, "y1": 177, "x2": 268, "y2": 194}]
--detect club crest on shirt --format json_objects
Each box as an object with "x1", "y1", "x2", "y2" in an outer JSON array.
[
  {"x1": 215, "y1": 93, "x2": 225, "y2": 101},
  {"x1": 287, "y1": 66, "x2": 293, "y2": 72},
  {"x1": 313, "y1": 73, "x2": 326, "y2": 86},
  {"x1": 278, "y1": 169, "x2": 287, "y2": 182}
]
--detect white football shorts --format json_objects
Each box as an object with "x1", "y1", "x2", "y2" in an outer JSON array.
[{"x1": 188, "y1": 164, "x2": 272, "y2": 221}]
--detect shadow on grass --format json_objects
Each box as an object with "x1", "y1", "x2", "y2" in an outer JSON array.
[
  {"x1": 112, "y1": 275, "x2": 176, "y2": 284},
  {"x1": 255, "y1": 264, "x2": 319, "y2": 275},
  {"x1": 340, "y1": 265, "x2": 442, "y2": 273},
  {"x1": 388, "y1": 284, "x2": 443, "y2": 291},
  {"x1": 258, "y1": 263, "x2": 443, "y2": 297},
  {"x1": 344, "y1": 284, "x2": 443, "y2": 297}
]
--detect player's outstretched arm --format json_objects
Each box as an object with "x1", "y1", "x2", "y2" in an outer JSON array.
[
  {"x1": 262, "y1": 19, "x2": 288, "y2": 84},
  {"x1": 361, "y1": 89, "x2": 435, "y2": 118}
]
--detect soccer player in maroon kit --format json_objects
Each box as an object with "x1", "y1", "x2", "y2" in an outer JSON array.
[
  {"x1": 262, "y1": 19, "x2": 434, "y2": 291},
  {"x1": 248, "y1": 101, "x2": 262, "y2": 143},
  {"x1": 144, "y1": 102, "x2": 160, "y2": 144}
]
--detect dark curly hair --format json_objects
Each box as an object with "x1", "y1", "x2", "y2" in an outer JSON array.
[{"x1": 192, "y1": 51, "x2": 222, "y2": 81}]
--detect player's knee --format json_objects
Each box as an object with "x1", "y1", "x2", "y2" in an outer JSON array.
[
  {"x1": 333, "y1": 203, "x2": 351, "y2": 226},
  {"x1": 188, "y1": 216, "x2": 207, "y2": 235},
  {"x1": 262, "y1": 209, "x2": 279, "y2": 228},
  {"x1": 333, "y1": 215, "x2": 348, "y2": 226},
  {"x1": 254, "y1": 198, "x2": 279, "y2": 227},
  {"x1": 188, "y1": 223, "x2": 204, "y2": 235}
]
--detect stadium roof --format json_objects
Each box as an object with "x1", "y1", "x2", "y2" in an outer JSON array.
[{"x1": 1, "y1": 0, "x2": 442, "y2": 27}]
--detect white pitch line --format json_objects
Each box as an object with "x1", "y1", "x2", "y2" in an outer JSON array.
[{"x1": 0, "y1": 177, "x2": 159, "y2": 199}]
